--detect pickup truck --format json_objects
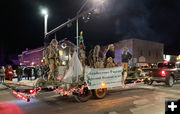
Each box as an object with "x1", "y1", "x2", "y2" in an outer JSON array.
[{"x1": 144, "y1": 62, "x2": 180, "y2": 87}]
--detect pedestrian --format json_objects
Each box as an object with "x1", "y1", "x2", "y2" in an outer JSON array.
[
  {"x1": 104, "y1": 44, "x2": 115, "y2": 68},
  {"x1": 121, "y1": 47, "x2": 132, "y2": 87},
  {"x1": 24, "y1": 67, "x2": 28, "y2": 80},
  {"x1": 5, "y1": 65, "x2": 14, "y2": 81},
  {"x1": 34, "y1": 66, "x2": 38, "y2": 79},
  {"x1": 35, "y1": 66, "x2": 42, "y2": 79},
  {"x1": 0, "y1": 66, "x2": 5, "y2": 84},
  {"x1": 16, "y1": 66, "x2": 23, "y2": 81}
]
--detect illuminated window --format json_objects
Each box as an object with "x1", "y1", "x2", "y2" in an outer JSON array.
[{"x1": 59, "y1": 50, "x2": 63, "y2": 56}]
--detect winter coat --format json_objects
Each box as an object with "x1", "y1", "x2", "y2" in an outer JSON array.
[
  {"x1": 0, "y1": 68, "x2": 5, "y2": 77},
  {"x1": 121, "y1": 52, "x2": 132, "y2": 63},
  {"x1": 16, "y1": 67, "x2": 23, "y2": 76},
  {"x1": 106, "y1": 50, "x2": 115, "y2": 59},
  {"x1": 5, "y1": 68, "x2": 14, "y2": 79}
]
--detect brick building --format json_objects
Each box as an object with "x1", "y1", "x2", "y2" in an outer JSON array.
[{"x1": 109, "y1": 39, "x2": 164, "y2": 66}]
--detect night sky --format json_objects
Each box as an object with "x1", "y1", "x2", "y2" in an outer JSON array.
[{"x1": 1, "y1": 0, "x2": 180, "y2": 63}]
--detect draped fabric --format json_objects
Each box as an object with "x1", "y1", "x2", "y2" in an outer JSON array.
[{"x1": 63, "y1": 52, "x2": 83, "y2": 83}]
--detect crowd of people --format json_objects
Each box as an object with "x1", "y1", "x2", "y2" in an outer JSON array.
[
  {"x1": 0, "y1": 65, "x2": 48, "y2": 84},
  {"x1": 0, "y1": 65, "x2": 14, "y2": 83}
]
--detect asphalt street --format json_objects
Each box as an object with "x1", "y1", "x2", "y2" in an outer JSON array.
[{"x1": 0, "y1": 81, "x2": 180, "y2": 114}]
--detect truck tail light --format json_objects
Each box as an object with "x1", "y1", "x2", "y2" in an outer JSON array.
[{"x1": 160, "y1": 70, "x2": 166, "y2": 76}]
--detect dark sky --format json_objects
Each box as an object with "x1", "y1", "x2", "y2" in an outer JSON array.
[{"x1": 1, "y1": 0, "x2": 180, "y2": 56}]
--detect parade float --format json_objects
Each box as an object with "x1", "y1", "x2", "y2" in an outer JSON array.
[
  {"x1": 4, "y1": 7, "x2": 125, "y2": 102},
  {"x1": 5, "y1": 45, "x2": 124, "y2": 102}
]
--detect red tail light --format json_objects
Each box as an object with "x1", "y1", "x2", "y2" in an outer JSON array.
[
  {"x1": 28, "y1": 89, "x2": 35, "y2": 94},
  {"x1": 160, "y1": 70, "x2": 166, "y2": 76}
]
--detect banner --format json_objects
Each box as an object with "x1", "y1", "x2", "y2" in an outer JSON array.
[{"x1": 85, "y1": 67, "x2": 123, "y2": 90}]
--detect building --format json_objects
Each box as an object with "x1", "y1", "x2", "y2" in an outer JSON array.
[
  {"x1": 18, "y1": 47, "x2": 44, "y2": 66},
  {"x1": 18, "y1": 39, "x2": 76, "y2": 66},
  {"x1": 109, "y1": 39, "x2": 164, "y2": 66},
  {"x1": 163, "y1": 54, "x2": 177, "y2": 62}
]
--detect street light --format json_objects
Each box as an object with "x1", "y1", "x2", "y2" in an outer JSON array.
[
  {"x1": 41, "y1": 9, "x2": 48, "y2": 37},
  {"x1": 76, "y1": 0, "x2": 104, "y2": 53},
  {"x1": 93, "y1": 0, "x2": 104, "y2": 4}
]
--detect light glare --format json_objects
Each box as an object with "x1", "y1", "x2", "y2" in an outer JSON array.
[{"x1": 41, "y1": 9, "x2": 48, "y2": 15}]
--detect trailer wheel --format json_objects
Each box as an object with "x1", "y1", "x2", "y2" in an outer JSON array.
[
  {"x1": 166, "y1": 76, "x2": 174, "y2": 87},
  {"x1": 149, "y1": 80, "x2": 153, "y2": 85},
  {"x1": 73, "y1": 87, "x2": 92, "y2": 102},
  {"x1": 93, "y1": 88, "x2": 107, "y2": 99},
  {"x1": 34, "y1": 78, "x2": 46, "y2": 88}
]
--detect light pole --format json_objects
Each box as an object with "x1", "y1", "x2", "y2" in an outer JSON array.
[
  {"x1": 41, "y1": 9, "x2": 48, "y2": 37},
  {"x1": 76, "y1": 0, "x2": 104, "y2": 53},
  {"x1": 76, "y1": 0, "x2": 89, "y2": 53}
]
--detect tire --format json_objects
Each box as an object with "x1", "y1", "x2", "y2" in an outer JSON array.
[
  {"x1": 73, "y1": 87, "x2": 92, "y2": 102},
  {"x1": 166, "y1": 76, "x2": 174, "y2": 87},
  {"x1": 149, "y1": 80, "x2": 153, "y2": 85},
  {"x1": 144, "y1": 79, "x2": 148, "y2": 84},
  {"x1": 144, "y1": 80, "x2": 147, "y2": 84},
  {"x1": 93, "y1": 88, "x2": 107, "y2": 99},
  {"x1": 34, "y1": 78, "x2": 46, "y2": 88}
]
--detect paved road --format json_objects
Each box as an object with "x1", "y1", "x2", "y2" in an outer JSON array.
[{"x1": 0, "y1": 82, "x2": 180, "y2": 114}]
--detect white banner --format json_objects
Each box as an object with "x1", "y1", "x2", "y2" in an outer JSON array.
[{"x1": 85, "y1": 67, "x2": 123, "y2": 90}]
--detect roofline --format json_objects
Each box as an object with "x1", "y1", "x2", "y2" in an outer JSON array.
[{"x1": 114, "y1": 38, "x2": 164, "y2": 45}]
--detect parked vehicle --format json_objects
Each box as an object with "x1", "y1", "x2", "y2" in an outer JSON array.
[{"x1": 142, "y1": 61, "x2": 180, "y2": 87}]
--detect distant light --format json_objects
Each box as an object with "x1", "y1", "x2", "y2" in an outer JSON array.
[
  {"x1": 41, "y1": 9, "x2": 48, "y2": 16},
  {"x1": 62, "y1": 61, "x2": 66, "y2": 65},
  {"x1": 93, "y1": 0, "x2": 104, "y2": 4},
  {"x1": 164, "y1": 55, "x2": 171, "y2": 61},
  {"x1": 177, "y1": 55, "x2": 180, "y2": 61},
  {"x1": 40, "y1": 59, "x2": 44, "y2": 63},
  {"x1": 31, "y1": 62, "x2": 35, "y2": 66},
  {"x1": 163, "y1": 60, "x2": 168, "y2": 64}
]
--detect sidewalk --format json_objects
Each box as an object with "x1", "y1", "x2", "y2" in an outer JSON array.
[{"x1": 0, "y1": 83, "x2": 8, "y2": 90}]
